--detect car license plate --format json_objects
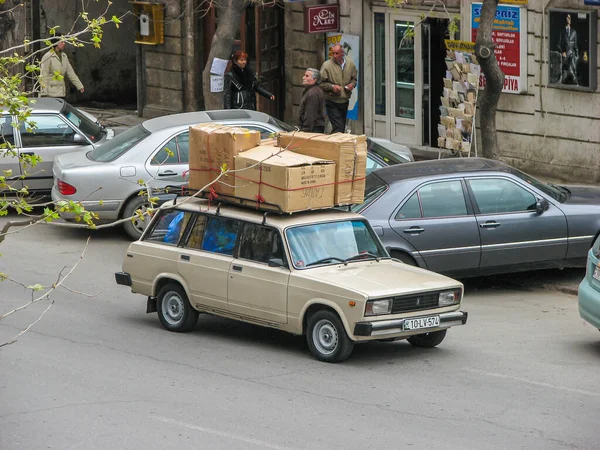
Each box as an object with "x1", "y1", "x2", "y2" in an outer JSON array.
[
  {"x1": 404, "y1": 315, "x2": 440, "y2": 331},
  {"x1": 594, "y1": 265, "x2": 600, "y2": 281}
]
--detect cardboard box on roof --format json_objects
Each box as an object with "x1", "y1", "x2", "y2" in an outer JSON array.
[
  {"x1": 277, "y1": 132, "x2": 367, "y2": 205},
  {"x1": 234, "y1": 144, "x2": 336, "y2": 213},
  {"x1": 188, "y1": 123, "x2": 261, "y2": 195}
]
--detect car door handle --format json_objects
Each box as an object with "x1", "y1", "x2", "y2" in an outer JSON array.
[
  {"x1": 21, "y1": 152, "x2": 35, "y2": 156},
  {"x1": 480, "y1": 221, "x2": 501, "y2": 229},
  {"x1": 403, "y1": 227, "x2": 425, "y2": 234},
  {"x1": 180, "y1": 254, "x2": 190, "y2": 261},
  {"x1": 232, "y1": 264, "x2": 243, "y2": 272},
  {"x1": 158, "y1": 171, "x2": 178, "y2": 177}
]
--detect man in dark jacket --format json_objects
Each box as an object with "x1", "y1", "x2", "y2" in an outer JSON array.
[
  {"x1": 298, "y1": 68, "x2": 326, "y2": 133},
  {"x1": 557, "y1": 13, "x2": 579, "y2": 85}
]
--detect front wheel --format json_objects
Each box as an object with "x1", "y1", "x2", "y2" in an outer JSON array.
[
  {"x1": 407, "y1": 329, "x2": 447, "y2": 348},
  {"x1": 156, "y1": 283, "x2": 199, "y2": 332},
  {"x1": 306, "y1": 310, "x2": 354, "y2": 363}
]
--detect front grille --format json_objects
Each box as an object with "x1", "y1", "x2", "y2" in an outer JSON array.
[{"x1": 391, "y1": 292, "x2": 439, "y2": 314}]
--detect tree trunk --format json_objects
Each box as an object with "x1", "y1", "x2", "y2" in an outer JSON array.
[
  {"x1": 201, "y1": 0, "x2": 248, "y2": 111},
  {"x1": 474, "y1": 0, "x2": 504, "y2": 160},
  {"x1": 183, "y1": 0, "x2": 197, "y2": 111}
]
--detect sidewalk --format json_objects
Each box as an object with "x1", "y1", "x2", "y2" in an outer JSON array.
[{"x1": 80, "y1": 106, "x2": 145, "y2": 129}]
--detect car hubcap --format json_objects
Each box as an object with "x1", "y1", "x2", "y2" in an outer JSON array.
[
  {"x1": 162, "y1": 291, "x2": 184, "y2": 325},
  {"x1": 313, "y1": 319, "x2": 338, "y2": 355}
]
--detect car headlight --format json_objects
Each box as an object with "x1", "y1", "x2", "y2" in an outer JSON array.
[
  {"x1": 365, "y1": 299, "x2": 392, "y2": 316},
  {"x1": 439, "y1": 289, "x2": 462, "y2": 306}
]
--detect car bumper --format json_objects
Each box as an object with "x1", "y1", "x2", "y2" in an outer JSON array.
[
  {"x1": 51, "y1": 185, "x2": 121, "y2": 221},
  {"x1": 353, "y1": 310, "x2": 468, "y2": 337},
  {"x1": 115, "y1": 271, "x2": 132, "y2": 286},
  {"x1": 579, "y1": 278, "x2": 600, "y2": 329}
]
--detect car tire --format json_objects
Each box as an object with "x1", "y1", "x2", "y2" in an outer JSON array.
[
  {"x1": 156, "y1": 283, "x2": 199, "y2": 332},
  {"x1": 407, "y1": 330, "x2": 447, "y2": 348},
  {"x1": 123, "y1": 195, "x2": 151, "y2": 240},
  {"x1": 306, "y1": 310, "x2": 354, "y2": 363},
  {"x1": 391, "y1": 250, "x2": 417, "y2": 266}
]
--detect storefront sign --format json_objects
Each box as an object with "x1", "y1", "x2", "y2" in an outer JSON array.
[
  {"x1": 471, "y1": 3, "x2": 527, "y2": 94},
  {"x1": 325, "y1": 33, "x2": 360, "y2": 121},
  {"x1": 304, "y1": 4, "x2": 339, "y2": 34}
]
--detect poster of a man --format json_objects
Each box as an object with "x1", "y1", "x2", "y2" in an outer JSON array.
[{"x1": 548, "y1": 9, "x2": 597, "y2": 90}]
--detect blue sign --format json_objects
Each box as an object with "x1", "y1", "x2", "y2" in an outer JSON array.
[{"x1": 584, "y1": 0, "x2": 600, "y2": 5}]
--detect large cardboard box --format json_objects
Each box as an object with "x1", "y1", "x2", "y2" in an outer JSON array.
[
  {"x1": 277, "y1": 132, "x2": 367, "y2": 205},
  {"x1": 188, "y1": 123, "x2": 261, "y2": 195},
  {"x1": 234, "y1": 144, "x2": 336, "y2": 213}
]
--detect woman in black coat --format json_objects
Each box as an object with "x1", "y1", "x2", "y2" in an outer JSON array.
[{"x1": 223, "y1": 51, "x2": 275, "y2": 110}]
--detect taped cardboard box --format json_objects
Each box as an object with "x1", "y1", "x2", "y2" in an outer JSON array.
[
  {"x1": 188, "y1": 123, "x2": 261, "y2": 195},
  {"x1": 234, "y1": 144, "x2": 336, "y2": 213},
  {"x1": 277, "y1": 132, "x2": 367, "y2": 205}
]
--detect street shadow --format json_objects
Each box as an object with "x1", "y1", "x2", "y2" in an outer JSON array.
[{"x1": 571, "y1": 336, "x2": 600, "y2": 358}]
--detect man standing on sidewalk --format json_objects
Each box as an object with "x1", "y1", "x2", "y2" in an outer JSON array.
[
  {"x1": 298, "y1": 68, "x2": 326, "y2": 133},
  {"x1": 319, "y1": 44, "x2": 357, "y2": 133}
]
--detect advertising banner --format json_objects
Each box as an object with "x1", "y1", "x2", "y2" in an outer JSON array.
[
  {"x1": 325, "y1": 33, "x2": 360, "y2": 121},
  {"x1": 471, "y1": 3, "x2": 527, "y2": 94}
]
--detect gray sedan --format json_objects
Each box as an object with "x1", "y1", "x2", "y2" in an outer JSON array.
[
  {"x1": 52, "y1": 109, "x2": 412, "y2": 239},
  {"x1": 1, "y1": 98, "x2": 114, "y2": 195},
  {"x1": 354, "y1": 158, "x2": 600, "y2": 278}
]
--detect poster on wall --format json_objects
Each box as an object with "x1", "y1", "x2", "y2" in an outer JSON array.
[
  {"x1": 325, "y1": 33, "x2": 360, "y2": 121},
  {"x1": 470, "y1": 3, "x2": 527, "y2": 94},
  {"x1": 548, "y1": 9, "x2": 597, "y2": 91}
]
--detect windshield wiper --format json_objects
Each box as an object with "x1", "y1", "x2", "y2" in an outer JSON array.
[
  {"x1": 305, "y1": 257, "x2": 345, "y2": 267},
  {"x1": 343, "y1": 252, "x2": 381, "y2": 263}
]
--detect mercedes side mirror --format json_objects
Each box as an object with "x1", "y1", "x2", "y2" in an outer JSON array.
[
  {"x1": 73, "y1": 133, "x2": 88, "y2": 144},
  {"x1": 535, "y1": 198, "x2": 549, "y2": 214}
]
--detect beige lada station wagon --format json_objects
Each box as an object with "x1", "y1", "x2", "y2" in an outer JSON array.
[{"x1": 116, "y1": 197, "x2": 468, "y2": 362}]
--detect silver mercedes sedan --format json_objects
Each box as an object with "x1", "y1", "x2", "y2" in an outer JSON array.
[{"x1": 52, "y1": 109, "x2": 413, "y2": 239}]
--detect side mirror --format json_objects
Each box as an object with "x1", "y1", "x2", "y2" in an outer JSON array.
[
  {"x1": 73, "y1": 133, "x2": 88, "y2": 144},
  {"x1": 535, "y1": 198, "x2": 549, "y2": 214},
  {"x1": 268, "y1": 258, "x2": 286, "y2": 268}
]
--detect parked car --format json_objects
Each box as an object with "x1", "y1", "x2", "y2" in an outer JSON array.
[
  {"x1": 52, "y1": 109, "x2": 411, "y2": 239},
  {"x1": 579, "y1": 235, "x2": 600, "y2": 331},
  {"x1": 353, "y1": 158, "x2": 600, "y2": 278},
  {"x1": 115, "y1": 197, "x2": 468, "y2": 362},
  {"x1": 1, "y1": 98, "x2": 114, "y2": 196}
]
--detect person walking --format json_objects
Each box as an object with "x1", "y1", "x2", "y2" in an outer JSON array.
[
  {"x1": 39, "y1": 34, "x2": 84, "y2": 98},
  {"x1": 298, "y1": 68, "x2": 326, "y2": 133},
  {"x1": 319, "y1": 44, "x2": 357, "y2": 133},
  {"x1": 223, "y1": 51, "x2": 274, "y2": 110}
]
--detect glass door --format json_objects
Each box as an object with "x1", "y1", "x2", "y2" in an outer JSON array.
[{"x1": 394, "y1": 21, "x2": 415, "y2": 120}]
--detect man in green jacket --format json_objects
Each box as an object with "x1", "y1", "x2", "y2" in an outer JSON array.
[
  {"x1": 319, "y1": 44, "x2": 357, "y2": 133},
  {"x1": 39, "y1": 35, "x2": 84, "y2": 99}
]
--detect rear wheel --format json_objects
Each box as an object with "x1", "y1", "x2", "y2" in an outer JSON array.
[
  {"x1": 156, "y1": 283, "x2": 198, "y2": 332},
  {"x1": 407, "y1": 330, "x2": 447, "y2": 348},
  {"x1": 306, "y1": 310, "x2": 354, "y2": 363},
  {"x1": 123, "y1": 195, "x2": 151, "y2": 240}
]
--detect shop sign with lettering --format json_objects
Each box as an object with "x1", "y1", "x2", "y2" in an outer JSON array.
[
  {"x1": 471, "y1": 3, "x2": 527, "y2": 94},
  {"x1": 304, "y1": 4, "x2": 339, "y2": 34}
]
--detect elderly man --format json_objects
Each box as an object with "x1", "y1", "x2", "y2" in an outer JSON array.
[
  {"x1": 298, "y1": 68, "x2": 326, "y2": 133},
  {"x1": 319, "y1": 44, "x2": 357, "y2": 133},
  {"x1": 39, "y1": 33, "x2": 84, "y2": 98}
]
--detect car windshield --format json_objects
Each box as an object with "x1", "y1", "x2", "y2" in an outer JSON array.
[
  {"x1": 367, "y1": 139, "x2": 410, "y2": 164},
  {"x1": 89, "y1": 124, "x2": 150, "y2": 162},
  {"x1": 286, "y1": 219, "x2": 388, "y2": 269},
  {"x1": 511, "y1": 168, "x2": 568, "y2": 202},
  {"x1": 350, "y1": 173, "x2": 388, "y2": 213},
  {"x1": 62, "y1": 103, "x2": 104, "y2": 142}
]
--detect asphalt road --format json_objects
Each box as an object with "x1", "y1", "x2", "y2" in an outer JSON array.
[{"x1": 1, "y1": 217, "x2": 598, "y2": 450}]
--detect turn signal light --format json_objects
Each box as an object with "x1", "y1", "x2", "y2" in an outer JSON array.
[{"x1": 58, "y1": 180, "x2": 77, "y2": 196}]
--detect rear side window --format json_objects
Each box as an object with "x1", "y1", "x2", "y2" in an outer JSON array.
[
  {"x1": 89, "y1": 124, "x2": 150, "y2": 162},
  {"x1": 151, "y1": 132, "x2": 189, "y2": 165},
  {"x1": 395, "y1": 193, "x2": 421, "y2": 219},
  {"x1": 144, "y1": 210, "x2": 192, "y2": 245},
  {"x1": 201, "y1": 217, "x2": 240, "y2": 255},
  {"x1": 20, "y1": 115, "x2": 76, "y2": 147}
]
